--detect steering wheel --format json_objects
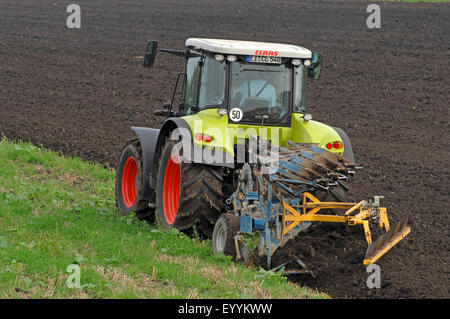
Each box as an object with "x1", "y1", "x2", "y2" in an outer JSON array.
[{"x1": 269, "y1": 106, "x2": 282, "y2": 116}]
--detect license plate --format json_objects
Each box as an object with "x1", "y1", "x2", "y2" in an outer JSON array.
[{"x1": 247, "y1": 55, "x2": 282, "y2": 64}]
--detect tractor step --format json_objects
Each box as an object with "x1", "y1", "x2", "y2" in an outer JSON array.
[{"x1": 364, "y1": 220, "x2": 411, "y2": 266}]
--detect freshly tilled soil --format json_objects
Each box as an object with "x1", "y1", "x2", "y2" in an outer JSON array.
[{"x1": 0, "y1": 0, "x2": 448, "y2": 298}]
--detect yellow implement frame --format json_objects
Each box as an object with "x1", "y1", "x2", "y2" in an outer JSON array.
[{"x1": 281, "y1": 192, "x2": 410, "y2": 265}]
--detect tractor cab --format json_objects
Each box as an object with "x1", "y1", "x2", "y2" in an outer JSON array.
[{"x1": 144, "y1": 38, "x2": 322, "y2": 126}]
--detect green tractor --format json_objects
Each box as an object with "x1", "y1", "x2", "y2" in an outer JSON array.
[{"x1": 115, "y1": 38, "x2": 355, "y2": 237}]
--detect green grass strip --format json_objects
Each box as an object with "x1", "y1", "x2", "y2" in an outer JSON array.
[{"x1": 0, "y1": 137, "x2": 327, "y2": 299}]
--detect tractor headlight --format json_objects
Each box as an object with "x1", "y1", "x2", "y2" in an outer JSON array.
[
  {"x1": 303, "y1": 113, "x2": 313, "y2": 121},
  {"x1": 214, "y1": 54, "x2": 225, "y2": 61},
  {"x1": 226, "y1": 55, "x2": 237, "y2": 62},
  {"x1": 304, "y1": 59, "x2": 311, "y2": 66},
  {"x1": 291, "y1": 59, "x2": 301, "y2": 66},
  {"x1": 217, "y1": 108, "x2": 227, "y2": 116}
]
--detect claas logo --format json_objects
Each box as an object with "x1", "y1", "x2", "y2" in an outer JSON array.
[{"x1": 254, "y1": 50, "x2": 279, "y2": 56}]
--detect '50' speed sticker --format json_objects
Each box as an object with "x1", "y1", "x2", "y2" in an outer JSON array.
[{"x1": 229, "y1": 107, "x2": 243, "y2": 122}]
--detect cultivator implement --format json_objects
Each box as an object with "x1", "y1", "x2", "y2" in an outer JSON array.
[
  {"x1": 227, "y1": 142, "x2": 410, "y2": 271},
  {"x1": 281, "y1": 192, "x2": 411, "y2": 266}
]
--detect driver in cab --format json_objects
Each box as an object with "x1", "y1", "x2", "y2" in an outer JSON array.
[{"x1": 231, "y1": 72, "x2": 276, "y2": 109}]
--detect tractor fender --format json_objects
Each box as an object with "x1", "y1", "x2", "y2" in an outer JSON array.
[
  {"x1": 132, "y1": 117, "x2": 234, "y2": 199},
  {"x1": 131, "y1": 119, "x2": 192, "y2": 196},
  {"x1": 332, "y1": 127, "x2": 355, "y2": 162},
  {"x1": 156, "y1": 117, "x2": 193, "y2": 153},
  {"x1": 157, "y1": 117, "x2": 235, "y2": 169},
  {"x1": 131, "y1": 126, "x2": 160, "y2": 200}
]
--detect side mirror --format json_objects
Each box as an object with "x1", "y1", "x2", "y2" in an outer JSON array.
[
  {"x1": 143, "y1": 40, "x2": 158, "y2": 67},
  {"x1": 308, "y1": 52, "x2": 323, "y2": 80},
  {"x1": 163, "y1": 102, "x2": 171, "y2": 109}
]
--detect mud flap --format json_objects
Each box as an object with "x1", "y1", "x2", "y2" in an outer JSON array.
[
  {"x1": 333, "y1": 126, "x2": 355, "y2": 163},
  {"x1": 364, "y1": 220, "x2": 411, "y2": 266},
  {"x1": 131, "y1": 127, "x2": 160, "y2": 201}
]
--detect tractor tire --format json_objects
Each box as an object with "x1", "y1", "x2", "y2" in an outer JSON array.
[
  {"x1": 115, "y1": 139, "x2": 154, "y2": 221},
  {"x1": 155, "y1": 137, "x2": 224, "y2": 237},
  {"x1": 212, "y1": 213, "x2": 240, "y2": 258}
]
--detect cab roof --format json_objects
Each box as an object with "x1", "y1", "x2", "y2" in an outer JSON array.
[{"x1": 185, "y1": 38, "x2": 312, "y2": 59}]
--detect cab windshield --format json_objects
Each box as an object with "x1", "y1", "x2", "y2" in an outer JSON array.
[
  {"x1": 230, "y1": 62, "x2": 292, "y2": 125},
  {"x1": 182, "y1": 54, "x2": 307, "y2": 121}
]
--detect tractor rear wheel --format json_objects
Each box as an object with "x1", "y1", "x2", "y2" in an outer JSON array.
[
  {"x1": 115, "y1": 139, "x2": 154, "y2": 221},
  {"x1": 155, "y1": 137, "x2": 224, "y2": 237}
]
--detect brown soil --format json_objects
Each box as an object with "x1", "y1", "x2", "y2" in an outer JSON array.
[{"x1": 0, "y1": 0, "x2": 448, "y2": 298}]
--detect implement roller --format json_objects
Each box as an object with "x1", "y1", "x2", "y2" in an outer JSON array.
[{"x1": 211, "y1": 142, "x2": 411, "y2": 271}]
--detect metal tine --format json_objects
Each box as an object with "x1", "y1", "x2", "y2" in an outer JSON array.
[
  {"x1": 277, "y1": 178, "x2": 328, "y2": 193},
  {"x1": 276, "y1": 182, "x2": 298, "y2": 197},
  {"x1": 258, "y1": 152, "x2": 329, "y2": 181},
  {"x1": 307, "y1": 144, "x2": 356, "y2": 170},
  {"x1": 286, "y1": 140, "x2": 317, "y2": 147},
  {"x1": 286, "y1": 146, "x2": 354, "y2": 176},
  {"x1": 278, "y1": 160, "x2": 328, "y2": 181},
  {"x1": 272, "y1": 175, "x2": 326, "y2": 197},
  {"x1": 307, "y1": 144, "x2": 350, "y2": 162},
  {"x1": 258, "y1": 162, "x2": 343, "y2": 194},
  {"x1": 275, "y1": 179, "x2": 330, "y2": 198},
  {"x1": 288, "y1": 153, "x2": 340, "y2": 179},
  {"x1": 336, "y1": 180, "x2": 349, "y2": 191},
  {"x1": 281, "y1": 147, "x2": 329, "y2": 167},
  {"x1": 256, "y1": 142, "x2": 355, "y2": 199},
  {"x1": 274, "y1": 165, "x2": 336, "y2": 189},
  {"x1": 281, "y1": 143, "x2": 312, "y2": 152},
  {"x1": 270, "y1": 262, "x2": 288, "y2": 273},
  {"x1": 265, "y1": 164, "x2": 312, "y2": 182},
  {"x1": 260, "y1": 145, "x2": 342, "y2": 174},
  {"x1": 291, "y1": 154, "x2": 347, "y2": 181},
  {"x1": 284, "y1": 141, "x2": 354, "y2": 168},
  {"x1": 273, "y1": 180, "x2": 324, "y2": 197},
  {"x1": 259, "y1": 147, "x2": 344, "y2": 181},
  {"x1": 270, "y1": 170, "x2": 313, "y2": 185}
]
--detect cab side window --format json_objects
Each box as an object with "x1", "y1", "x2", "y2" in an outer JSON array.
[
  {"x1": 183, "y1": 56, "x2": 201, "y2": 115},
  {"x1": 293, "y1": 65, "x2": 307, "y2": 113},
  {"x1": 198, "y1": 56, "x2": 226, "y2": 109}
]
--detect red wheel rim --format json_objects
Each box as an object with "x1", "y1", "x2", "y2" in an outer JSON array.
[
  {"x1": 162, "y1": 153, "x2": 181, "y2": 225},
  {"x1": 122, "y1": 157, "x2": 138, "y2": 208}
]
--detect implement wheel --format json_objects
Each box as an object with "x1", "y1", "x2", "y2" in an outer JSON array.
[{"x1": 212, "y1": 213, "x2": 241, "y2": 259}]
